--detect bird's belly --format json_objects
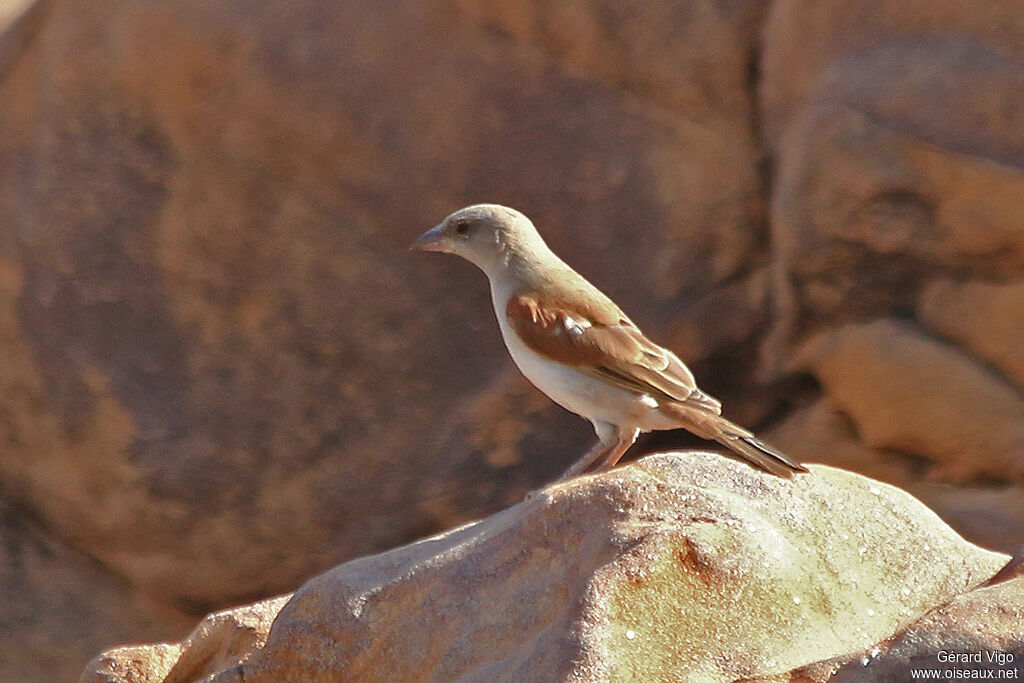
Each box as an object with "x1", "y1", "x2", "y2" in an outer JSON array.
[{"x1": 496, "y1": 314, "x2": 668, "y2": 430}]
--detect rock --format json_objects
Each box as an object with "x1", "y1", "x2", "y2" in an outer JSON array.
[
  {"x1": 81, "y1": 645, "x2": 180, "y2": 683},
  {"x1": 842, "y1": 573, "x2": 1024, "y2": 679},
  {"x1": 82, "y1": 453, "x2": 1012, "y2": 682},
  {"x1": 0, "y1": 0, "x2": 770, "y2": 621},
  {"x1": 766, "y1": 397, "x2": 1024, "y2": 558},
  {"x1": 456, "y1": 0, "x2": 766, "y2": 133},
  {"x1": 771, "y1": 318, "x2": 1024, "y2": 556},
  {"x1": 764, "y1": 397, "x2": 917, "y2": 485},
  {"x1": 794, "y1": 319, "x2": 1024, "y2": 483},
  {"x1": 907, "y1": 484, "x2": 1024, "y2": 557},
  {"x1": 82, "y1": 594, "x2": 291, "y2": 683},
  {"x1": 789, "y1": 561, "x2": 1024, "y2": 681},
  {"x1": 0, "y1": 506, "x2": 192, "y2": 683},
  {"x1": 761, "y1": 1, "x2": 1024, "y2": 158},
  {"x1": 0, "y1": 0, "x2": 47, "y2": 79},
  {"x1": 760, "y1": 0, "x2": 1024, "y2": 369},
  {"x1": 758, "y1": 0, "x2": 1024, "y2": 554},
  {"x1": 920, "y1": 279, "x2": 1024, "y2": 389},
  {"x1": 765, "y1": 106, "x2": 1024, "y2": 362},
  {"x1": 3, "y1": 0, "x2": 1023, "y2": 678}
]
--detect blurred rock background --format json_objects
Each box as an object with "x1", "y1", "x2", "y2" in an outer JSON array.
[{"x1": 0, "y1": 0, "x2": 1021, "y2": 680}]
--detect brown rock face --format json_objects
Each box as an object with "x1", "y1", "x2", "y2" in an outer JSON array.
[
  {"x1": 759, "y1": 0, "x2": 1024, "y2": 555},
  {"x1": 0, "y1": 1, "x2": 776, "y2": 677},
  {"x1": 0, "y1": 0, "x2": 765, "y2": 603},
  {"x1": 795, "y1": 320, "x2": 1024, "y2": 482},
  {"x1": 0, "y1": 507, "x2": 191, "y2": 683},
  {"x1": 81, "y1": 455, "x2": 1018, "y2": 683},
  {"x1": 2, "y1": 0, "x2": 1024, "y2": 679}
]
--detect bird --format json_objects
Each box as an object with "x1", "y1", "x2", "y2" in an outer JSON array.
[{"x1": 411, "y1": 204, "x2": 809, "y2": 481}]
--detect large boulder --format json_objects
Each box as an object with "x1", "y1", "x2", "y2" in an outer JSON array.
[
  {"x1": 0, "y1": 0, "x2": 768, "y2": 615},
  {"x1": 2, "y1": 0, "x2": 1024, "y2": 679},
  {"x1": 0, "y1": 507, "x2": 192, "y2": 683},
  {"x1": 82, "y1": 454, "x2": 1017, "y2": 682},
  {"x1": 759, "y1": 0, "x2": 1024, "y2": 556},
  {"x1": 0, "y1": 2, "x2": 777, "y2": 677}
]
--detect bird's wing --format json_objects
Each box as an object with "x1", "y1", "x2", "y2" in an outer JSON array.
[{"x1": 506, "y1": 292, "x2": 721, "y2": 412}]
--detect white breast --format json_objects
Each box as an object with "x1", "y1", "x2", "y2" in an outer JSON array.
[{"x1": 489, "y1": 282, "x2": 669, "y2": 432}]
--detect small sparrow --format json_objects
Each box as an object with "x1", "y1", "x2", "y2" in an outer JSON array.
[{"x1": 412, "y1": 204, "x2": 808, "y2": 481}]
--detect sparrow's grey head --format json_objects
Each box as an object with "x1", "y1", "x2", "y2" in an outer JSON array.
[{"x1": 410, "y1": 204, "x2": 548, "y2": 276}]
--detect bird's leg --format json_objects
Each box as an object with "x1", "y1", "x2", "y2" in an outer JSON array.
[
  {"x1": 554, "y1": 439, "x2": 613, "y2": 482},
  {"x1": 525, "y1": 433, "x2": 613, "y2": 500},
  {"x1": 554, "y1": 425, "x2": 639, "y2": 483},
  {"x1": 588, "y1": 427, "x2": 639, "y2": 473}
]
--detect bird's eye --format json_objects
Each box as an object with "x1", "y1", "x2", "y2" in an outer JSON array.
[{"x1": 454, "y1": 220, "x2": 470, "y2": 236}]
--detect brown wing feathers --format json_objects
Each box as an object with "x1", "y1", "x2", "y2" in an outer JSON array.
[
  {"x1": 506, "y1": 292, "x2": 718, "y2": 410},
  {"x1": 506, "y1": 292, "x2": 806, "y2": 477},
  {"x1": 505, "y1": 293, "x2": 624, "y2": 366}
]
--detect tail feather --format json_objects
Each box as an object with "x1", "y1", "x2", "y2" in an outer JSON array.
[
  {"x1": 658, "y1": 402, "x2": 809, "y2": 478},
  {"x1": 715, "y1": 433, "x2": 809, "y2": 479}
]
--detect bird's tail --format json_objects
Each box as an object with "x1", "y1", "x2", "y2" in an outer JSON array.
[
  {"x1": 714, "y1": 430, "x2": 809, "y2": 479},
  {"x1": 659, "y1": 404, "x2": 809, "y2": 478}
]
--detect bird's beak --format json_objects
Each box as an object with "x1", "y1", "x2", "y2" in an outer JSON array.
[{"x1": 409, "y1": 224, "x2": 450, "y2": 253}]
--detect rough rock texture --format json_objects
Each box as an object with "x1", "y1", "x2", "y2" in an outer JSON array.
[
  {"x1": 0, "y1": 0, "x2": 768, "y2": 608},
  {"x1": 790, "y1": 565, "x2": 1024, "y2": 681},
  {"x1": 759, "y1": 0, "x2": 1024, "y2": 555},
  {"x1": 1, "y1": 0, "x2": 1023, "y2": 679},
  {"x1": 0, "y1": 505, "x2": 193, "y2": 683},
  {"x1": 82, "y1": 596, "x2": 290, "y2": 683},
  {"x1": 81, "y1": 454, "x2": 1018, "y2": 683},
  {"x1": 830, "y1": 577, "x2": 1024, "y2": 681}
]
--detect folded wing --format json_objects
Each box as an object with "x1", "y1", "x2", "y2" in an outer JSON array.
[{"x1": 506, "y1": 292, "x2": 721, "y2": 413}]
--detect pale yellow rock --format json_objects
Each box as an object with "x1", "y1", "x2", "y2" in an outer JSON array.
[
  {"x1": 920, "y1": 279, "x2": 1024, "y2": 389},
  {"x1": 796, "y1": 320, "x2": 1024, "y2": 482},
  {"x1": 791, "y1": 573, "x2": 1024, "y2": 681},
  {"x1": 83, "y1": 453, "x2": 1010, "y2": 683},
  {"x1": 766, "y1": 398, "x2": 1024, "y2": 554},
  {"x1": 81, "y1": 645, "x2": 181, "y2": 683}
]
